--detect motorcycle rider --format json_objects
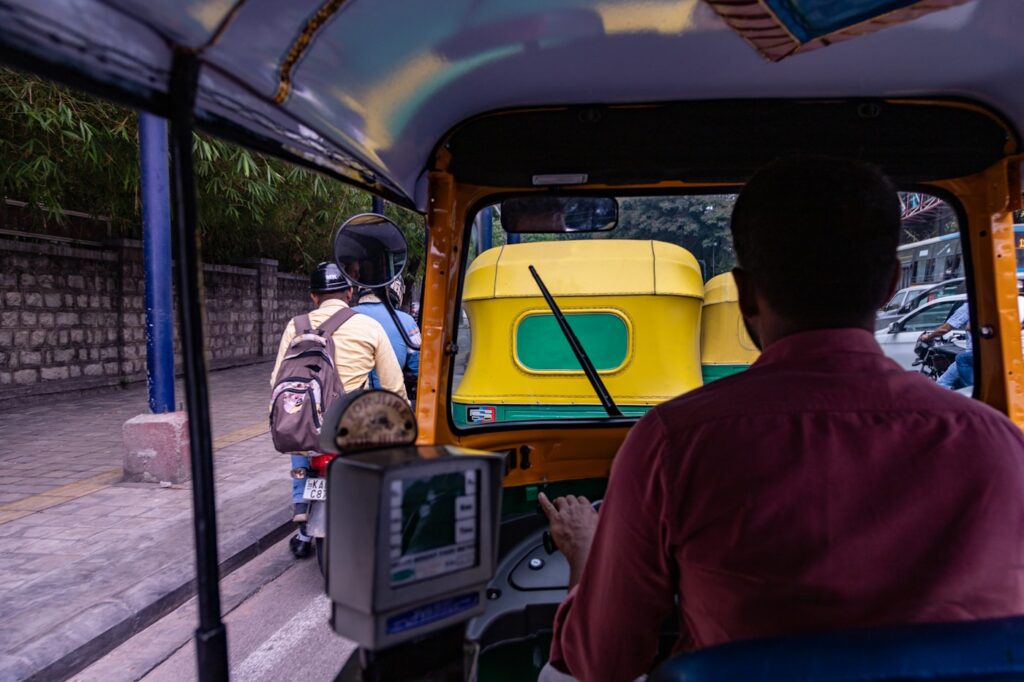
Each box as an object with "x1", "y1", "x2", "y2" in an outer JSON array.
[
  {"x1": 271, "y1": 262, "x2": 407, "y2": 558},
  {"x1": 354, "y1": 278, "x2": 420, "y2": 402},
  {"x1": 919, "y1": 301, "x2": 972, "y2": 389}
]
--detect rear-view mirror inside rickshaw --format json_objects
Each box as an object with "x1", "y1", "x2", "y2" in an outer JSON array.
[
  {"x1": 501, "y1": 195, "x2": 618, "y2": 233},
  {"x1": 332, "y1": 212, "x2": 408, "y2": 287}
]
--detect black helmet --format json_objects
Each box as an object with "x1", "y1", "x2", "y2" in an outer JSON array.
[{"x1": 310, "y1": 262, "x2": 351, "y2": 293}]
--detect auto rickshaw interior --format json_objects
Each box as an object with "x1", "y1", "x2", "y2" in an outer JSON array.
[
  {"x1": 396, "y1": 96, "x2": 1024, "y2": 679},
  {"x1": 5, "y1": 1, "x2": 1024, "y2": 680}
]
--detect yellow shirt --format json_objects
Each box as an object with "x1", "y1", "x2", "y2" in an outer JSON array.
[{"x1": 270, "y1": 299, "x2": 408, "y2": 399}]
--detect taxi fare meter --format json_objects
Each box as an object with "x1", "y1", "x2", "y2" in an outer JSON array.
[{"x1": 326, "y1": 445, "x2": 502, "y2": 650}]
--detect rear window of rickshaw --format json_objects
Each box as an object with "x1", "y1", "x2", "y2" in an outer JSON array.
[{"x1": 450, "y1": 192, "x2": 975, "y2": 430}]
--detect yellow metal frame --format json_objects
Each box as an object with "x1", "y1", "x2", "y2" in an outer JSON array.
[{"x1": 415, "y1": 102, "x2": 1024, "y2": 487}]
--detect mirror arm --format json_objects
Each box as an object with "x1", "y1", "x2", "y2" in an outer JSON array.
[
  {"x1": 379, "y1": 288, "x2": 421, "y2": 351},
  {"x1": 528, "y1": 265, "x2": 623, "y2": 418}
]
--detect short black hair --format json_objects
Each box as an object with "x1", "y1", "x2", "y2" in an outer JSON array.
[{"x1": 731, "y1": 156, "x2": 900, "y2": 324}]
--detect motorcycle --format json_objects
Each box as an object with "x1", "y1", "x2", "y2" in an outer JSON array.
[
  {"x1": 292, "y1": 453, "x2": 337, "y2": 574},
  {"x1": 912, "y1": 335, "x2": 963, "y2": 381}
]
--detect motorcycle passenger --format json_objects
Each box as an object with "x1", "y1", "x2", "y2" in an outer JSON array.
[
  {"x1": 919, "y1": 302, "x2": 972, "y2": 389},
  {"x1": 271, "y1": 262, "x2": 407, "y2": 558},
  {"x1": 353, "y1": 278, "x2": 420, "y2": 401},
  {"x1": 539, "y1": 157, "x2": 1024, "y2": 682}
]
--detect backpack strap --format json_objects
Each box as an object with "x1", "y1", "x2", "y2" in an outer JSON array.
[
  {"x1": 294, "y1": 314, "x2": 313, "y2": 334},
  {"x1": 316, "y1": 308, "x2": 358, "y2": 337}
]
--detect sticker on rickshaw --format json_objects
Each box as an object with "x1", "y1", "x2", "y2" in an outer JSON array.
[{"x1": 467, "y1": 406, "x2": 497, "y2": 424}]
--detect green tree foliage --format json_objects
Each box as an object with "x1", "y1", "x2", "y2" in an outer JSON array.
[
  {"x1": 616, "y1": 195, "x2": 736, "y2": 279},
  {"x1": 0, "y1": 67, "x2": 425, "y2": 279},
  {"x1": 477, "y1": 195, "x2": 737, "y2": 281}
]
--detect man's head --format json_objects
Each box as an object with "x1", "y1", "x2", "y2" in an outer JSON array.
[
  {"x1": 730, "y1": 156, "x2": 901, "y2": 347},
  {"x1": 309, "y1": 261, "x2": 353, "y2": 306}
]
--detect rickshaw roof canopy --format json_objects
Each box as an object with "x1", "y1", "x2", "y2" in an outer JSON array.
[
  {"x1": 463, "y1": 240, "x2": 704, "y2": 301},
  {"x1": 2, "y1": 0, "x2": 1022, "y2": 209},
  {"x1": 703, "y1": 272, "x2": 740, "y2": 307}
]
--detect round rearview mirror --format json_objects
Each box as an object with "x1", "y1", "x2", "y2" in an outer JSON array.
[{"x1": 332, "y1": 213, "x2": 408, "y2": 288}]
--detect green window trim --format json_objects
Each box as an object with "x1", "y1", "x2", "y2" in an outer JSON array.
[{"x1": 514, "y1": 311, "x2": 630, "y2": 373}]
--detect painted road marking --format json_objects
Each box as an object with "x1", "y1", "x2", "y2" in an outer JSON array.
[
  {"x1": 0, "y1": 469, "x2": 122, "y2": 524},
  {"x1": 231, "y1": 594, "x2": 356, "y2": 681},
  {"x1": 0, "y1": 422, "x2": 269, "y2": 526},
  {"x1": 213, "y1": 422, "x2": 269, "y2": 450}
]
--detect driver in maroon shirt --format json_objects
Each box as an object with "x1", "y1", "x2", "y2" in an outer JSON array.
[{"x1": 541, "y1": 157, "x2": 1024, "y2": 682}]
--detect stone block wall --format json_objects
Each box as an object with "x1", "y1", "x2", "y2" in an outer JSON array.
[
  {"x1": 274, "y1": 273, "x2": 310, "y2": 339},
  {"x1": 0, "y1": 236, "x2": 309, "y2": 407},
  {"x1": 202, "y1": 264, "x2": 261, "y2": 361}
]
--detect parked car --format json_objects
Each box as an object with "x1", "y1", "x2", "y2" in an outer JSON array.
[
  {"x1": 877, "y1": 294, "x2": 1024, "y2": 370},
  {"x1": 875, "y1": 284, "x2": 931, "y2": 331}
]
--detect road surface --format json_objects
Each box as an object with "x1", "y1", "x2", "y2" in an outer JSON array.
[{"x1": 75, "y1": 536, "x2": 355, "y2": 681}]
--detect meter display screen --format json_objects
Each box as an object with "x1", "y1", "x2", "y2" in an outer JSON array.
[{"x1": 389, "y1": 469, "x2": 478, "y2": 586}]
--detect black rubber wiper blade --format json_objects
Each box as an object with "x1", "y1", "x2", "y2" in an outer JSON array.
[{"x1": 528, "y1": 265, "x2": 623, "y2": 418}]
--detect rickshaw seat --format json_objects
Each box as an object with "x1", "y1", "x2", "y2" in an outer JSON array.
[{"x1": 650, "y1": 616, "x2": 1024, "y2": 681}]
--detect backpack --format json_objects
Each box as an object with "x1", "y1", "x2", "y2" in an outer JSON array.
[{"x1": 269, "y1": 309, "x2": 356, "y2": 453}]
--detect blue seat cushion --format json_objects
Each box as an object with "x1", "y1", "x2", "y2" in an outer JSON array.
[{"x1": 650, "y1": 616, "x2": 1024, "y2": 682}]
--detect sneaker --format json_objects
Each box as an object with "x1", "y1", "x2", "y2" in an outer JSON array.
[
  {"x1": 292, "y1": 502, "x2": 309, "y2": 523},
  {"x1": 290, "y1": 530, "x2": 313, "y2": 559}
]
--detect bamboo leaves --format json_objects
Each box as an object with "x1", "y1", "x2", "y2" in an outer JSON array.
[{"x1": 0, "y1": 67, "x2": 426, "y2": 277}]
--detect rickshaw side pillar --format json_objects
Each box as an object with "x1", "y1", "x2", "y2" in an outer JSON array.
[
  {"x1": 940, "y1": 160, "x2": 1024, "y2": 425},
  {"x1": 416, "y1": 171, "x2": 456, "y2": 446},
  {"x1": 167, "y1": 51, "x2": 229, "y2": 680}
]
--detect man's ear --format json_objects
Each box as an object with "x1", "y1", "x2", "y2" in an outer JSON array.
[
  {"x1": 732, "y1": 267, "x2": 759, "y2": 319},
  {"x1": 310, "y1": 293, "x2": 319, "y2": 306}
]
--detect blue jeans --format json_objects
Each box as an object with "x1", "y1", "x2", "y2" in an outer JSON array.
[
  {"x1": 956, "y1": 349, "x2": 974, "y2": 387},
  {"x1": 290, "y1": 454, "x2": 309, "y2": 505},
  {"x1": 937, "y1": 349, "x2": 973, "y2": 390}
]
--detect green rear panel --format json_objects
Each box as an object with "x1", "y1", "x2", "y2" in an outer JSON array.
[
  {"x1": 516, "y1": 313, "x2": 628, "y2": 371},
  {"x1": 453, "y1": 402, "x2": 652, "y2": 427},
  {"x1": 701, "y1": 364, "x2": 749, "y2": 383}
]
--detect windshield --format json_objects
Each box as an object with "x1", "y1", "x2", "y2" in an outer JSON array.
[{"x1": 451, "y1": 191, "x2": 974, "y2": 429}]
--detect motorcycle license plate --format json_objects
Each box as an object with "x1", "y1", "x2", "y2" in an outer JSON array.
[{"x1": 302, "y1": 478, "x2": 327, "y2": 501}]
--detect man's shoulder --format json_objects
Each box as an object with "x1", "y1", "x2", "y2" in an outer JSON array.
[
  {"x1": 648, "y1": 367, "x2": 767, "y2": 428},
  {"x1": 648, "y1": 360, "x2": 1024, "y2": 444},
  {"x1": 333, "y1": 308, "x2": 388, "y2": 336}
]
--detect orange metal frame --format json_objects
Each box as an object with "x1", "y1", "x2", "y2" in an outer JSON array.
[{"x1": 414, "y1": 105, "x2": 1024, "y2": 487}]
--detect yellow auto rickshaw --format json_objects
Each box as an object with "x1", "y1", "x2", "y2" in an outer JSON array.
[
  {"x1": 700, "y1": 272, "x2": 760, "y2": 382},
  {"x1": 452, "y1": 239, "x2": 704, "y2": 426}
]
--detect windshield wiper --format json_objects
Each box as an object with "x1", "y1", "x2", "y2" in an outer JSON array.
[{"x1": 528, "y1": 265, "x2": 623, "y2": 418}]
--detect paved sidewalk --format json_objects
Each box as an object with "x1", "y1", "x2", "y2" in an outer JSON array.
[{"x1": 0, "y1": 362, "x2": 296, "y2": 681}]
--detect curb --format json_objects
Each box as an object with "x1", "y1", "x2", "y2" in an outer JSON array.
[{"x1": 23, "y1": 514, "x2": 294, "y2": 682}]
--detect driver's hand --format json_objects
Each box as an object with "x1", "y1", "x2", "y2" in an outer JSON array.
[
  {"x1": 918, "y1": 332, "x2": 931, "y2": 342},
  {"x1": 539, "y1": 492, "x2": 598, "y2": 566}
]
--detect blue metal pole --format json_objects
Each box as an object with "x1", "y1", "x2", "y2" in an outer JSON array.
[
  {"x1": 372, "y1": 195, "x2": 385, "y2": 214},
  {"x1": 480, "y1": 206, "x2": 493, "y2": 252},
  {"x1": 139, "y1": 112, "x2": 176, "y2": 414},
  {"x1": 507, "y1": 232, "x2": 521, "y2": 245}
]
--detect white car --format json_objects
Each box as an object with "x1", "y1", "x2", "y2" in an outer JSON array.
[
  {"x1": 876, "y1": 294, "x2": 1024, "y2": 370},
  {"x1": 875, "y1": 284, "x2": 932, "y2": 331},
  {"x1": 876, "y1": 295, "x2": 967, "y2": 370}
]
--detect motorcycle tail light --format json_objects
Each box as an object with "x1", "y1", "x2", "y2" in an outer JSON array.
[{"x1": 310, "y1": 453, "x2": 336, "y2": 476}]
